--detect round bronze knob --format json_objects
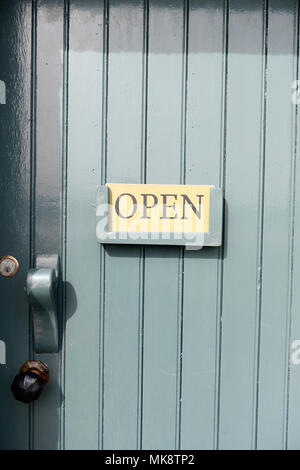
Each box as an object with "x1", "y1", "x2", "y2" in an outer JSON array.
[{"x1": 11, "y1": 360, "x2": 49, "y2": 403}]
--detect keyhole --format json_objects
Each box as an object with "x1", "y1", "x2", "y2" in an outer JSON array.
[{"x1": 0, "y1": 256, "x2": 19, "y2": 277}]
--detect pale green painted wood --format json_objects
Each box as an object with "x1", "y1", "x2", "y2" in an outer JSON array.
[
  {"x1": 143, "y1": 248, "x2": 181, "y2": 449},
  {"x1": 0, "y1": 0, "x2": 32, "y2": 450},
  {"x1": 257, "y1": 0, "x2": 296, "y2": 450},
  {"x1": 33, "y1": 0, "x2": 65, "y2": 450},
  {"x1": 64, "y1": 0, "x2": 103, "y2": 449},
  {"x1": 218, "y1": 0, "x2": 264, "y2": 449},
  {"x1": 180, "y1": 0, "x2": 224, "y2": 450},
  {"x1": 103, "y1": 247, "x2": 141, "y2": 449},
  {"x1": 142, "y1": 0, "x2": 184, "y2": 450},
  {"x1": 3, "y1": 0, "x2": 300, "y2": 451},
  {"x1": 102, "y1": 0, "x2": 144, "y2": 450},
  {"x1": 287, "y1": 2, "x2": 300, "y2": 444}
]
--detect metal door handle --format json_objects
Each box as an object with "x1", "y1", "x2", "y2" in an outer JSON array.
[
  {"x1": 11, "y1": 360, "x2": 50, "y2": 403},
  {"x1": 26, "y1": 255, "x2": 60, "y2": 353}
]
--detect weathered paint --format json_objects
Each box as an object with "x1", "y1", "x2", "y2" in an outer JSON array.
[{"x1": 1, "y1": 0, "x2": 300, "y2": 450}]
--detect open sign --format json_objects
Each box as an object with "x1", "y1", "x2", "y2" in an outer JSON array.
[{"x1": 97, "y1": 183, "x2": 223, "y2": 248}]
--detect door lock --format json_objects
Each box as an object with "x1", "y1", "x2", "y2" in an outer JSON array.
[{"x1": 0, "y1": 255, "x2": 19, "y2": 277}]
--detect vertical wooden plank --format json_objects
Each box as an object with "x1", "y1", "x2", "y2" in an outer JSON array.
[
  {"x1": 218, "y1": 0, "x2": 264, "y2": 449},
  {"x1": 257, "y1": 0, "x2": 296, "y2": 449},
  {"x1": 287, "y1": 4, "x2": 300, "y2": 444},
  {"x1": 288, "y1": 236, "x2": 300, "y2": 447},
  {"x1": 287, "y1": 3, "x2": 300, "y2": 448},
  {"x1": 0, "y1": 0, "x2": 32, "y2": 450},
  {"x1": 142, "y1": 0, "x2": 184, "y2": 449},
  {"x1": 65, "y1": 0, "x2": 103, "y2": 449},
  {"x1": 180, "y1": 0, "x2": 224, "y2": 450},
  {"x1": 33, "y1": 0, "x2": 64, "y2": 450},
  {"x1": 102, "y1": 0, "x2": 144, "y2": 450}
]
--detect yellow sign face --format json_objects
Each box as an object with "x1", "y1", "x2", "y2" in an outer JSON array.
[{"x1": 107, "y1": 184, "x2": 212, "y2": 234}]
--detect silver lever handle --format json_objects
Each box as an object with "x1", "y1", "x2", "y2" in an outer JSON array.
[{"x1": 26, "y1": 255, "x2": 60, "y2": 353}]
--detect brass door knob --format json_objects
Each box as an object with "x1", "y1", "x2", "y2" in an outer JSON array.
[{"x1": 11, "y1": 360, "x2": 49, "y2": 403}]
